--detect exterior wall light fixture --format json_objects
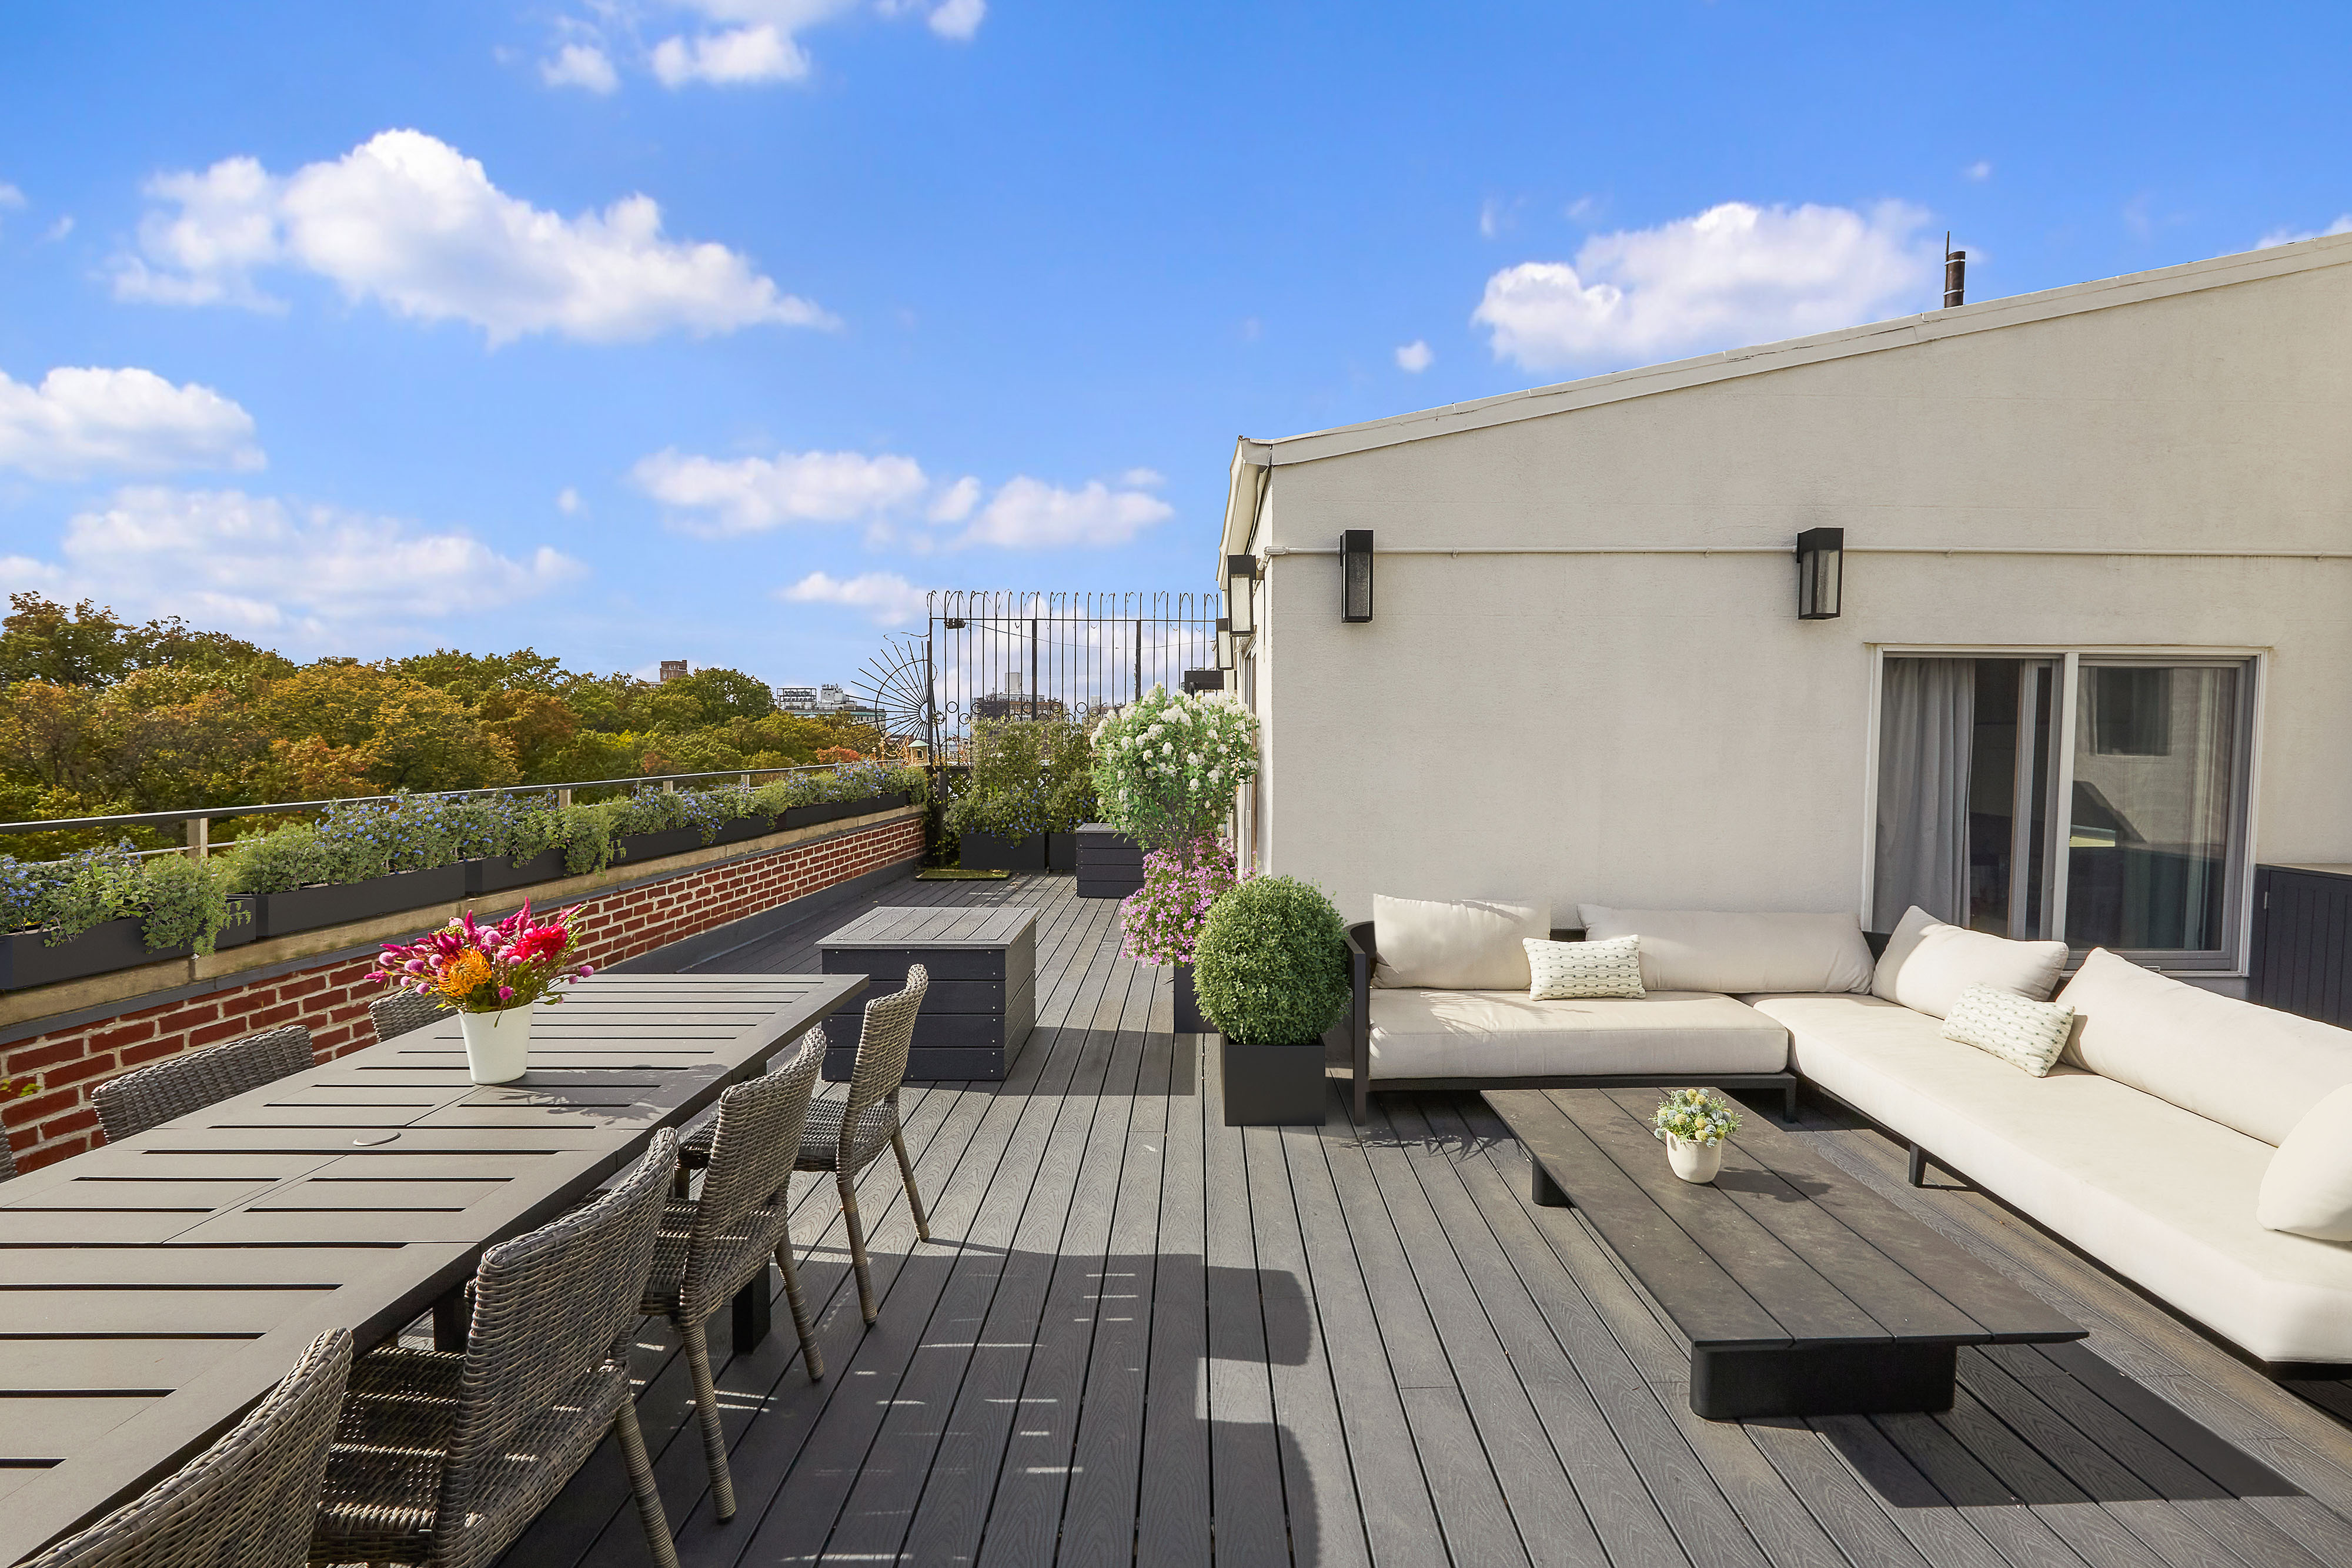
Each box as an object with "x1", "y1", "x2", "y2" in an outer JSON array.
[
  {"x1": 1795, "y1": 527, "x2": 1843, "y2": 620},
  {"x1": 1225, "y1": 553, "x2": 1259, "y2": 637},
  {"x1": 1341, "y1": 530, "x2": 1374, "y2": 622},
  {"x1": 1215, "y1": 616, "x2": 1234, "y2": 670},
  {"x1": 1182, "y1": 668, "x2": 1224, "y2": 694}
]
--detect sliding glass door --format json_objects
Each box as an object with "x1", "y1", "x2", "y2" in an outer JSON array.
[{"x1": 1874, "y1": 654, "x2": 2254, "y2": 970}]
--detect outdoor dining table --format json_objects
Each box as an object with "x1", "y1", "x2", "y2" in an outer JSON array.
[{"x1": 0, "y1": 969, "x2": 866, "y2": 1566}]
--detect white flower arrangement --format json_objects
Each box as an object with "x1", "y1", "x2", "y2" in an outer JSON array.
[
  {"x1": 1089, "y1": 684, "x2": 1261, "y2": 851},
  {"x1": 1652, "y1": 1088, "x2": 1743, "y2": 1146}
]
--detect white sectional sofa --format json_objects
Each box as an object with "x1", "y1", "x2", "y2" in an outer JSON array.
[{"x1": 1345, "y1": 892, "x2": 2352, "y2": 1371}]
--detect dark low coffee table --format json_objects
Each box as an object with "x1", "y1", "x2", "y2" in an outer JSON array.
[{"x1": 1484, "y1": 1086, "x2": 2086, "y2": 1420}]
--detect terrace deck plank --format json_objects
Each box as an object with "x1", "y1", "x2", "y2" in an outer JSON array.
[{"x1": 460, "y1": 870, "x2": 2352, "y2": 1568}]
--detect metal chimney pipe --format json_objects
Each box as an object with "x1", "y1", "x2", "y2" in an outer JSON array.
[{"x1": 1943, "y1": 236, "x2": 1966, "y2": 308}]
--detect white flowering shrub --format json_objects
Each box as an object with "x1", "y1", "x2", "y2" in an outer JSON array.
[{"x1": 1088, "y1": 686, "x2": 1259, "y2": 851}]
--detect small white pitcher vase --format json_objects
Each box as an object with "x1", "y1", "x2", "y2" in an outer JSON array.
[
  {"x1": 1664, "y1": 1132, "x2": 1724, "y2": 1185},
  {"x1": 459, "y1": 1005, "x2": 534, "y2": 1085}
]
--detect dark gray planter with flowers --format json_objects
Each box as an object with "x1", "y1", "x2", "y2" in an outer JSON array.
[
  {"x1": 616, "y1": 827, "x2": 703, "y2": 862},
  {"x1": 1220, "y1": 1038, "x2": 1327, "y2": 1126},
  {"x1": 960, "y1": 830, "x2": 1047, "y2": 872},
  {"x1": 215, "y1": 895, "x2": 260, "y2": 950},
  {"x1": 0, "y1": 920, "x2": 192, "y2": 992},
  {"x1": 1172, "y1": 961, "x2": 1208, "y2": 1033},
  {"x1": 255, "y1": 864, "x2": 467, "y2": 940},
  {"x1": 464, "y1": 848, "x2": 566, "y2": 896},
  {"x1": 784, "y1": 791, "x2": 910, "y2": 830}
]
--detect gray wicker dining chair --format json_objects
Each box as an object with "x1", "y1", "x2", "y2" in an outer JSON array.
[
  {"x1": 21, "y1": 1327, "x2": 351, "y2": 1568},
  {"x1": 643, "y1": 1040, "x2": 826, "y2": 1520},
  {"x1": 92, "y1": 1024, "x2": 315, "y2": 1143},
  {"x1": 369, "y1": 988, "x2": 451, "y2": 1044},
  {"x1": 311, "y1": 1131, "x2": 681, "y2": 1568},
  {"x1": 801, "y1": 965, "x2": 931, "y2": 1325}
]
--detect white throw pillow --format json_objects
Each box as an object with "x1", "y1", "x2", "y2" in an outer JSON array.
[
  {"x1": 1942, "y1": 984, "x2": 2075, "y2": 1076},
  {"x1": 1576, "y1": 906, "x2": 1875, "y2": 995},
  {"x1": 1871, "y1": 905, "x2": 2068, "y2": 1019},
  {"x1": 2057, "y1": 948, "x2": 2352, "y2": 1146},
  {"x1": 1524, "y1": 935, "x2": 1645, "y2": 1000},
  {"x1": 1373, "y1": 895, "x2": 1550, "y2": 990},
  {"x1": 2258, "y1": 1084, "x2": 2352, "y2": 1241}
]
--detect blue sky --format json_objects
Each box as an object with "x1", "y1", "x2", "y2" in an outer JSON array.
[{"x1": 1, "y1": 1, "x2": 2345, "y2": 687}]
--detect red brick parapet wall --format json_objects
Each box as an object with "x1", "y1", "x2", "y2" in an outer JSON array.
[{"x1": 1, "y1": 814, "x2": 923, "y2": 1174}]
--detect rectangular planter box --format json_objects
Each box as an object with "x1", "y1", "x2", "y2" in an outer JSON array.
[
  {"x1": 253, "y1": 864, "x2": 467, "y2": 941},
  {"x1": 0, "y1": 918, "x2": 192, "y2": 992},
  {"x1": 616, "y1": 827, "x2": 703, "y2": 862},
  {"x1": 1048, "y1": 832, "x2": 1078, "y2": 874},
  {"x1": 1075, "y1": 823, "x2": 1144, "y2": 897},
  {"x1": 960, "y1": 830, "x2": 1047, "y2": 872},
  {"x1": 709, "y1": 815, "x2": 774, "y2": 846},
  {"x1": 1173, "y1": 961, "x2": 1208, "y2": 1033},
  {"x1": 1221, "y1": 1037, "x2": 1327, "y2": 1126},
  {"x1": 214, "y1": 895, "x2": 260, "y2": 951},
  {"x1": 463, "y1": 848, "x2": 566, "y2": 897},
  {"x1": 821, "y1": 904, "x2": 1038, "y2": 1081},
  {"x1": 783, "y1": 792, "x2": 911, "y2": 830}
]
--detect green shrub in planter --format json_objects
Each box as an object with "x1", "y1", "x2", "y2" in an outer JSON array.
[
  {"x1": 135, "y1": 853, "x2": 246, "y2": 955},
  {"x1": 1192, "y1": 876, "x2": 1350, "y2": 1045}
]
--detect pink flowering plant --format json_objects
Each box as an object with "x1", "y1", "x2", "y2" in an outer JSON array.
[
  {"x1": 1120, "y1": 837, "x2": 1240, "y2": 966},
  {"x1": 368, "y1": 901, "x2": 593, "y2": 1014}
]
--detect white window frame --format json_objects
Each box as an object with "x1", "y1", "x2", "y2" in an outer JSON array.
[{"x1": 1860, "y1": 644, "x2": 2267, "y2": 976}]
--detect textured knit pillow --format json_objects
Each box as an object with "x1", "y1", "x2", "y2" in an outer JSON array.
[
  {"x1": 1524, "y1": 936, "x2": 1645, "y2": 1000},
  {"x1": 1942, "y1": 983, "x2": 2075, "y2": 1076}
]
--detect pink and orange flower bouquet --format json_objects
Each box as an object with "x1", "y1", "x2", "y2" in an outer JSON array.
[{"x1": 369, "y1": 902, "x2": 592, "y2": 1082}]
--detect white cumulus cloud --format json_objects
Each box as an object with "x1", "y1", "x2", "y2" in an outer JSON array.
[
  {"x1": 780, "y1": 569, "x2": 928, "y2": 626},
  {"x1": 1395, "y1": 339, "x2": 1433, "y2": 373},
  {"x1": 962, "y1": 477, "x2": 1171, "y2": 550},
  {"x1": 926, "y1": 474, "x2": 980, "y2": 523},
  {"x1": 543, "y1": 42, "x2": 620, "y2": 92},
  {"x1": 634, "y1": 448, "x2": 931, "y2": 536},
  {"x1": 0, "y1": 367, "x2": 264, "y2": 481},
  {"x1": 2257, "y1": 214, "x2": 2352, "y2": 249},
  {"x1": 927, "y1": 0, "x2": 985, "y2": 40},
  {"x1": 1473, "y1": 200, "x2": 1940, "y2": 372},
  {"x1": 1963, "y1": 160, "x2": 1993, "y2": 182},
  {"x1": 113, "y1": 129, "x2": 831, "y2": 345},
  {"x1": 21, "y1": 487, "x2": 583, "y2": 638},
  {"x1": 652, "y1": 25, "x2": 810, "y2": 85}
]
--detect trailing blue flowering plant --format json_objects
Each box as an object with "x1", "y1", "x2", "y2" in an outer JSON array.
[
  {"x1": 1088, "y1": 687, "x2": 1258, "y2": 853},
  {"x1": 1120, "y1": 837, "x2": 1238, "y2": 967}
]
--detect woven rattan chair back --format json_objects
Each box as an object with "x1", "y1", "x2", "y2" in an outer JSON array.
[
  {"x1": 684, "y1": 1041, "x2": 821, "y2": 1319},
  {"x1": 435, "y1": 1129, "x2": 677, "y2": 1547},
  {"x1": 369, "y1": 988, "x2": 450, "y2": 1044},
  {"x1": 22, "y1": 1327, "x2": 351, "y2": 1568},
  {"x1": 1, "y1": 1132, "x2": 16, "y2": 1181},
  {"x1": 841, "y1": 964, "x2": 928, "y2": 1128},
  {"x1": 92, "y1": 1024, "x2": 315, "y2": 1144}
]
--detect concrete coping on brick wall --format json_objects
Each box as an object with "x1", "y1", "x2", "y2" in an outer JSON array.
[{"x1": 0, "y1": 804, "x2": 924, "y2": 1049}]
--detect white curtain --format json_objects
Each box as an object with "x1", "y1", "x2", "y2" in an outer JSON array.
[{"x1": 1875, "y1": 658, "x2": 1975, "y2": 928}]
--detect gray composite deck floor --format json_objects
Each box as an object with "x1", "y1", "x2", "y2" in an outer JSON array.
[{"x1": 502, "y1": 870, "x2": 2352, "y2": 1568}]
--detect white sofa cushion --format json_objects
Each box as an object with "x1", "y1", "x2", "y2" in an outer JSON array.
[
  {"x1": 1368, "y1": 989, "x2": 1788, "y2": 1081},
  {"x1": 1942, "y1": 984, "x2": 2074, "y2": 1077},
  {"x1": 2260, "y1": 1085, "x2": 2352, "y2": 1241},
  {"x1": 1374, "y1": 895, "x2": 1549, "y2": 990},
  {"x1": 1751, "y1": 991, "x2": 2352, "y2": 1365},
  {"x1": 1525, "y1": 935, "x2": 1644, "y2": 999},
  {"x1": 2057, "y1": 948, "x2": 2352, "y2": 1147},
  {"x1": 1871, "y1": 905, "x2": 2068, "y2": 1019},
  {"x1": 1577, "y1": 906, "x2": 1874, "y2": 995}
]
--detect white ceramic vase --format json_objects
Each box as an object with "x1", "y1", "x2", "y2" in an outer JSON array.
[
  {"x1": 1665, "y1": 1132, "x2": 1723, "y2": 1185},
  {"x1": 459, "y1": 1005, "x2": 534, "y2": 1085}
]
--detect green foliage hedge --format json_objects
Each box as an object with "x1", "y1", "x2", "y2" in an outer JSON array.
[{"x1": 1191, "y1": 876, "x2": 1350, "y2": 1046}]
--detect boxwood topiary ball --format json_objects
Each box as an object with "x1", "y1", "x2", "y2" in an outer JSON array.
[{"x1": 1192, "y1": 875, "x2": 1350, "y2": 1046}]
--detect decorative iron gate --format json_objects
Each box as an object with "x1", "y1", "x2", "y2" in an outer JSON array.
[{"x1": 856, "y1": 591, "x2": 1218, "y2": 761}]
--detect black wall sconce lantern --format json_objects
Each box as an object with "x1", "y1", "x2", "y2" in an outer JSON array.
[
  {"x1": 1182, "y1": 667, "x2": 1224, "y2": 694},
  {"x1": 1341, "y1": 529, "x2": 1374, "y2": 622},
  {"x1": 1215, "y1": 616, "x2": 1234, "y2": 670},
  {"x1": 1224, "y1": 553, "x2": 1259, "y2": 637},
  {"x1": 1795, "y1": 527, "x2": 1843, "y2": 620}
]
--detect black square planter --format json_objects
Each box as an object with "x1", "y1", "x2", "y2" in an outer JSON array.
[
  {"x1": 1172, "y1": 962, "x2": 1207, "y2": 1032},
  {"x1": 960, "y1": 830, "x2": 1047, "y2": 872},
  {"x1": 0, "y1": 918, "x2": 192, "y2": 992},
  {"x1": 1075, "y1": 823, "x2": 1145, "y2": 898},
  {"x1": 253, "y1": 864, "x2": 467, "y2": 940},
  {"x1": 1221, "y1": 1037, "x2": 1327, "y2": 1126},
  {"x1": 463, "y1": 848, "x2": 566, "y2": 896},
  {"x1": 1048, "y1": 831, "x2": 1078, "y2": 874}
]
